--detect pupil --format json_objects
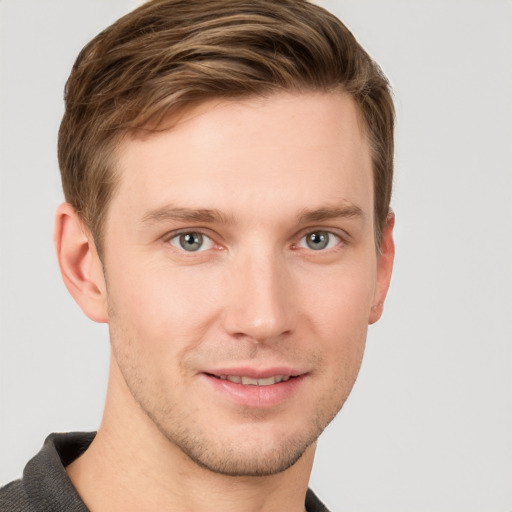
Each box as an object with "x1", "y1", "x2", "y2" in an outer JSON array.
[
  {"x1": 307, "y1": 232, "x2": 328, "y2": 250},
  {"x1": 180, "y1": 232, "x2": 202, "y2": 251}
]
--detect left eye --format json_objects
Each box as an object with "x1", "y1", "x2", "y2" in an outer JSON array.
[
  {"x1": 168, "y1": 232, "x2": 214, "y2": 252},
  {"x1": 298, "y1": 231, "x2": 340, "y2": 251}
]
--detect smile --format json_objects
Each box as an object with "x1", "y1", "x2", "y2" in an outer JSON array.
[
  {"x1": 204, "y1": 371, "x2": 305, "y2": 408},
  {"x1": 215, "y1": 375, "x2": 291, "y2": 386}
]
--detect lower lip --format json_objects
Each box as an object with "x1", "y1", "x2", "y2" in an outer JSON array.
[{"x1": 202, "y1": 374, "x2": 306, "y2": 408}]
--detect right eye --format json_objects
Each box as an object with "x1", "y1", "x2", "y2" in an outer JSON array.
[
  {"x1": 168, "y1": 232, "x2": 214, "y2": 252},
  {"x1": 297, "y1": 230, "x2": 341, "y2": 251}
]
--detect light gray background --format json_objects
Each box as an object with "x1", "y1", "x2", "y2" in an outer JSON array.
[{"x1": 1, "y1": 1, "x2": 511, "y2": 511}]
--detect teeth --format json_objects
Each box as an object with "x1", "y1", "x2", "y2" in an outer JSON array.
[
  {"x1": 257, "y1": 376, "x2": 277, "y2": 386},
  {"x1": 242, "y1": 376, "x2": 259, "y2": 385},
  {"x1": 219, "y1": 375, "x2": 291, "y2": 386}
]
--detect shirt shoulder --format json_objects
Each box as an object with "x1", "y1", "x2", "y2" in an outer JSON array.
[
  {"x1": 0, "y1": 432, "x2": 94, "y2": 512},
  {"x1": 0, "y1": 478, "x2": 34, "y2": 512},
  {"x1": 306, "y1": 487, "x2": 332, "y2": 512}
]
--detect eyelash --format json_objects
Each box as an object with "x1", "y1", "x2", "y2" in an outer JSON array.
[
  {"x1": 165, "y1": 228, "x2": 346, "y2": 254},
  {"x1": 167, "y1": 231, "x2": 216, "y2": 253},
  {"x1": 295, "y1": 231, "x2": 342, "y2": 251}
]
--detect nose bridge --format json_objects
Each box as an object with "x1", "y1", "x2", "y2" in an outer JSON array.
[{"x1": 223, "y1": 244, "x2": 293, "y2": 342}]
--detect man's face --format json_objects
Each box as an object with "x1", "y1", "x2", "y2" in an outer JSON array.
[{"x1": 100, "y1": 92, "x2": 391, "y2": 476}]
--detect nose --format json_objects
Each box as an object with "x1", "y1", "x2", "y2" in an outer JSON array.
[{"x1": 222, "y1": 250, "x2": 295, "y2": 343}]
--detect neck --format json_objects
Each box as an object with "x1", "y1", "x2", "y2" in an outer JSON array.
[{"x1": 67, "y1": 356, "x2": 314, "y2": 512}]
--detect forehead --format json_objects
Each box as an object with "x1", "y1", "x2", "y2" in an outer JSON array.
[{"x1": 110, "y1": 92, "x2": 373, "y2": 226}]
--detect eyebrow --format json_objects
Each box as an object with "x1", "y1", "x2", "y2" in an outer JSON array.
[
  {"x1": 297, "y1": 204, "x2": 364, "y2": 224},
  {"x1": 140, "y1": 206, "x2": 233, "y2": 226},
  {"x1": 139, "y1": 202, "x2": 364, "y2": 228}
]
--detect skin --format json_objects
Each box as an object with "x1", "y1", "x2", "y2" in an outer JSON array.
[{"x1": 55, "y1": 91, "x2": 394, "y2": 512}]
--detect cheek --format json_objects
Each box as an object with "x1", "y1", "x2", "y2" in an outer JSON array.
[
  {"x1": 296, "y1": 256, "x2": 376, "y2": 372},
  {"x1": 299, "y1": 257, "x2": 377, "y2": 330},
  {"x1": 105, "y1": 263, "x2": 222, "y2": 402},
  {"x1": 106, "y1": 258, "x2": 223, "y2": 353}
]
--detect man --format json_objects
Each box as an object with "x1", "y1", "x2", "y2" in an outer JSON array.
[{"x1": 0, "y1": 0, "x2": 394, "y2": 510}]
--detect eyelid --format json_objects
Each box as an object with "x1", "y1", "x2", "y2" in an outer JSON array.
[
  {"x1": 165, "y1": 229, "x2": 218, "y2": 252},
  {"x1": 163, "y1": 226, "x2": 216, "y2": 241},
  {"x1": 161, "y1": 226, "x2": 348, "y2": 253},
  {"x1": 294, "y1": 227, "x2": 347, "y2": 251}
]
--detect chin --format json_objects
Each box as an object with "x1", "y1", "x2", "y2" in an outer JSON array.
[
  {"x1": 150, "y1": 404, "x2": 338, "y2": 477},
  {"x1": 170, "y1": 430, "x2": 316, "y2": 477}
]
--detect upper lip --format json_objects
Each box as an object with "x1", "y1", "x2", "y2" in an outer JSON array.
[{"x1": 203, "y1": 367, "x2": 306, "y2": 379}]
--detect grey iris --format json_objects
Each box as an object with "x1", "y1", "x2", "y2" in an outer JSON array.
[
  {"x1": 306, "y1": 231, "x2": 329, "y2": 250},
  {"x1": 179, "y1": 232, "x2": 203, "y2": 251}
]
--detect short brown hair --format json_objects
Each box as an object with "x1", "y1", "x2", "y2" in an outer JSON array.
[{"x1": 58, "y1": 0, "x2": 394, "y2": 253}]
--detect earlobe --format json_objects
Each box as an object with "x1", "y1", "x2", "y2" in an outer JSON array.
[
  {"x1": 369, "y1": 212, "x2": 395, "y2": 325},
  {"x1": 54, "y1": 203, "x2": 108, "y2": 323}
]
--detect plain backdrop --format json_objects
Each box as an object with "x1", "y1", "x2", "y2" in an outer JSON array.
[{"x1": 1, "y1": 1, "x2": 511, "y2": 511}]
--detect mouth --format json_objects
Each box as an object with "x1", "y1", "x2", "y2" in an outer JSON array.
[
  {"x1": 208, "y1": 374, "x2": 293, "y2": 386},
  {"x1": 202, "y1": 369, "x2": 306, "y2": 407}
]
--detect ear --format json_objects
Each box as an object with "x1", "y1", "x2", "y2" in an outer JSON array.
[
  {"x1": 369, "y1": 212, "x2": 395, "y2": 325},
  {"x1": 54, "y1": 203, "x2": 108, "y2": 323}
]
